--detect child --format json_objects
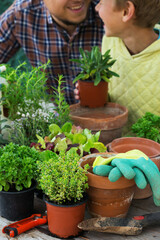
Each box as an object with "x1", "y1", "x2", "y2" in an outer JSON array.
[{"x1": 95, "y1": 0, "x2": 160, "y2": 132}]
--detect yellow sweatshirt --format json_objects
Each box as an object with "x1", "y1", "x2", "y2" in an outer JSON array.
[{"x1": 102, "y1": 35, "x2": 160, "y2": 133}]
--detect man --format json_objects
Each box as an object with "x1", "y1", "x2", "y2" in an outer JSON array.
[{"x1": 0, "y1": 0, "x2": 104, "y2": 104}]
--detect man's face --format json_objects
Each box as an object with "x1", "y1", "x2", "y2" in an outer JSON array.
[{"x1": 43, "y1": 0, "x2": 91, "y2": 28}]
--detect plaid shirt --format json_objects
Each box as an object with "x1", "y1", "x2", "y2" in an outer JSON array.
[{"x1": 0, "y1": 0, "x2": 104, "y2": 104}]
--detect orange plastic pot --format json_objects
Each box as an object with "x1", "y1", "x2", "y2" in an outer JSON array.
[
  {"x1": 78, "y1": 80, "x2": 108, "y2": 108},
  {"x1": 79, "y1": 153, "x2": 135, "y2": 218},
  {"x1": 45, "y1": 196, "x2": 87, "y2": 238}
]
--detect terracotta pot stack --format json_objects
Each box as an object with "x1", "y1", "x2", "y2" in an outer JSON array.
[
  {"x1": 106, "y1": 137, "x2": 160, "y2": 199},
  {"x1": 70, "y1": 102, "x2": 128, "y2": 145}
]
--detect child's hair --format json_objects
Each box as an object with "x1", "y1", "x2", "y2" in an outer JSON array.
[{"x1": 115, "y1": 0, "x2": 160, "y2": 28}]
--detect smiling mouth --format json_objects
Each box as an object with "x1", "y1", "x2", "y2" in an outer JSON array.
[{"x1": 69, "y1": 3, "x2": 84, "y2": 10}]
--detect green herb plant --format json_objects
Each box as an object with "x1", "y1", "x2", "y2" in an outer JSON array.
[
  {"x1": 51, "y1": 75, "x2": 72, "y2": 127},
  {"x1": 70, "y1": 46, "x2": 119, "y2": 86},
  {"x1": 131, "y1": 112, "x2": 160, "y2": 143},
  {"x1": 37, "y1": 148, "x2": 89, "y2": 204},
  {"x1": 0, "y1": 61, "x2": 51, "y2": 120},
  {"x1": 0, "y1": 142, "x2": 40, "y2": 191},
  {"x1": 0, "y1": 64, "x2": 72, "y2": 146}
]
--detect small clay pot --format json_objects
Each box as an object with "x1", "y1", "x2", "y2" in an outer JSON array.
[
  {"x1": 107, "y1": 137, "x2": 160, "y2": 199},
  {"x1": 70, "y1": 102, "x2": 128, "y2": 145},
  {"x1": 79, "y1": 153, "x2": 135, "y2": 218},
  {"x1": 78, "y1": 80, "x2": 108, "y2": 108},
  {"x1": 45, "y1": 196, "x2": 87, "y2": 238}
]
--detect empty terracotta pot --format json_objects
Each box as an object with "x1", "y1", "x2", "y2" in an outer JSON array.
[
  {"x1": 107, "y1": 137, "x2": 160, "y2": 199},
  {"x1": 78, "y1": 80, "x2": 108, "y2": 108},
  {"x1": 79, "y1": 153, "x2": 135, "y2": 218},
  {"x1": 70, "y1": 102, "x2": 128, "y2": 145}
]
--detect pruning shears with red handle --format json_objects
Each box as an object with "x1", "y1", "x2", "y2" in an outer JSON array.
[{"x1": 2, "y1": 214, "x2": 47, "y2": 237}]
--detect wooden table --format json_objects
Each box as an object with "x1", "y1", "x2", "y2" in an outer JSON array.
[{"x1": 1, "y1": 195, "x2": 160, "y2": 240}]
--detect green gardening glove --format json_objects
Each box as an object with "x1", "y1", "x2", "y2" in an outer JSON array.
[
  {"x1": 110, "y1": 157, "x2": 160, "y2": 206},
  {"x1": 93, "y1": 165, "x2": 147, "y2": 189}
]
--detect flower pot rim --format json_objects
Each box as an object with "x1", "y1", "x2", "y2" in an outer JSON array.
[
  {"x1": 44, "y1": 194, "x2": 88, "y2": 208},
  {"x1": 70, "y1": 102, "x2": 128, "y2": 130},
  {"x1": 0, "y1": 181, "x2": 36, "y2": 195},
  {"x1": 79, "y1": 153, "x2": 135, "y2": 189},
  {"x1": 109, "y1": 137, "x2": 160, "y2": 158},
  {"x1": 78, "y1": 79, "x2": 108, "y2": 85}
]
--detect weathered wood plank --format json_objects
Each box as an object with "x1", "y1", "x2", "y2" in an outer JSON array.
[{"x1": 1, "y1": 196, "x2": 160, "y2": 240}]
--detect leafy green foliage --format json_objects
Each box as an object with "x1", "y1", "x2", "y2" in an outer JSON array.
[
  {"x1": 0, "y1": 61, "x2": 51, "y2": 120},
  {"x1": 0, "y1": 142, "x2": 40, "y2": 191},
  {"x1": 33, "y1": 122, "x2": 106, "y2": 156},
  {"x1": 70, "y1": 46, "x2": 119, "y2": 86},
  {"x1": 37, "y1": 148, "x2": 89, "y2": 204},
  {"x1": 0, "y1": 61, "x2": 58, "y2": 146},
  {"x1": 131, "y1": 112, "x2": 160, "y2": 143},
  {"x1": 51, "y1": 75, "x2": 72, "y2": 127}
]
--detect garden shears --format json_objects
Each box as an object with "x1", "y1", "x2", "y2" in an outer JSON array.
[{"x1": 2, "y1": 213, "x2": 47, "y2": 237}]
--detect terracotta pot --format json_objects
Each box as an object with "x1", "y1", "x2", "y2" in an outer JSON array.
[
  {"x1": 78, "y1": 80, "x2": 108, "y2": 108},
  {"x1": 107, "y1": 137, "x2": 160, "y2": 199},
  {"x1": 79, "y1": 153, "x2": 135, "y2": 218},
  {"x1": 45, "y1": 196, "x2": 87, "y2": 238},
  {"x1": 70, "y1": 102, "x2": 128, "y2": 145}
]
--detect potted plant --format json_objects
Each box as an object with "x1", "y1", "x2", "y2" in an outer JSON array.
[
  {"x1": 70, "y1": 46, "x2": 119, "y2": 108},
  {"x1": 37, "y1": 148, "x2": 89, "y2": 238},
  {"x1": 0, "y1": 142, "x2": 40, "y2": 221}
]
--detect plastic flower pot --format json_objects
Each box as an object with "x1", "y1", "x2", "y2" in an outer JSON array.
[
  {"x1": 0, "y1": 182, "x2": 36, "y2": 221},
  {"x1": 78, "y1": 80, "x2": 108, "y2": 108},
  {"x1": 45, "y1": 195, "x2": 87, "y2": 238}
]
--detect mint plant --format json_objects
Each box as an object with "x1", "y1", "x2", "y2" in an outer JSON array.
[
  {"x1": 37, "y1": 148, "x2": 89, "y2": 204},
  {"x1": 0, "y1": 142, "x2": 40, "y2": 191}
]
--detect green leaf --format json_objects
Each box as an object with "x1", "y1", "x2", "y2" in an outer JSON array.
[
  {"x1": 4, "y1": 183, "x2": 10, "y2": 191},
  {"x1": 40, "y1": 150, "x2": 58, "y2": 162},
  {"x1": 61, "y1": 122, "x2": 72, "y2": 133},
  {"x1": 94, "y1": 131, "x2": 101, "y2": 142},
  {"x1": 49, "y1": 124, "x2": 61, "y2": 136},
  {"x1": 72, "y1": 133, "x2": 87, "y2": 144},
  {"x1": 93, "y1": 142, "x2": 107, "y2": 152},
  {"x1": 54, "y1": 138, "x2": 68, "y2": 152},
  {"x1": 36, "y1": 134, "x2": 46, "y2": 149}
]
